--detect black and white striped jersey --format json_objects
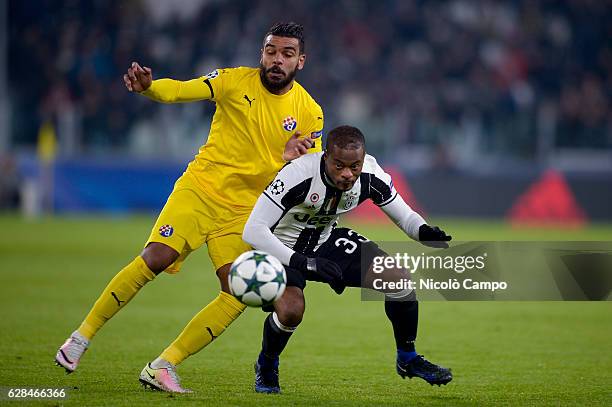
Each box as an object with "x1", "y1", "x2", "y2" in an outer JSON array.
[
  {"x1": 261, "y1": 152, "x2": 396, "y2": 253},
  {"x1": 243, "y1": 152, "x2": 426, "y2": 265}
]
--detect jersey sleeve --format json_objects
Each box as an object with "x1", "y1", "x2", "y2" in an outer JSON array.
[
  {"x1": 263, "y1": 160, "x2": 312, "y2": 212},
  {"x1": 379, "y1": 194, "x2": 426, "y2": 240},
  {"x1": 140, "y1": 68, "x2": 231, "y2": 103},
  {"x1": 302, "y1": 102, "x2": 324, "y2": 153},
  {"x1": 242, "y1": 193, "x2": 296, "y2": 265},
  {"x1": 243, "y1": 158, "x2": 313, "y2": 265},
  {"x1": 368, "y1": 159, "x2": 398, "y2": 207}
]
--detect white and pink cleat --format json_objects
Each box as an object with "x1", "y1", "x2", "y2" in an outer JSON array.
[
  {"x1": 139, "y1": 358, "x2": 193, "y2": 393},
  {"x1": 55, "y1": 331, "x2": 89, "y2": 373}
]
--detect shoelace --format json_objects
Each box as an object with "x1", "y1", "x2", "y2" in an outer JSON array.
[
  {"x1": 413, "y1": 355, "x2": 443, "y2": 373},
  {"x1": 165, "y1": 365, "x2": 182, "y2": 384},
  {"x1": 65, "y1": 336, "x2": 88, "y2": 360},
  {"x1": 261, "y1": 367, "x2": 278, "y2": 383},
  {"x1": 413, "y1": 355, "x2": 436, "y2": 370}
]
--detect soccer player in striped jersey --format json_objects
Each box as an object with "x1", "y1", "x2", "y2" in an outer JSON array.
[
  {"x1": 55, "y1": 22, "x2": 323, "y2": 393},
  {"x1": 242, "y1": 125, "x2": 453, "y2": 393}
]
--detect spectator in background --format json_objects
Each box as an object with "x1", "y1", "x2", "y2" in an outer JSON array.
[
  {"x1": 8, "y1": 0, "x2": 612, "y2": 163},
  {"x1": 0, "y1": 155, "x2": 20, "y2": 209}
]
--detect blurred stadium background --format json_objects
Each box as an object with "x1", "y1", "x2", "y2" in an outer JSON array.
[
  {"x1": 1, "y1": 0, "x2": 611, "y2": 222},
  {"x1": 1, "y1": 2, "x2": 611, "y2": 405}
]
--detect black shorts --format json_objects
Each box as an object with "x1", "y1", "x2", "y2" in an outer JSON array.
[{"x1": 284, "y1": 227, "x2": 387, "y2": 290}]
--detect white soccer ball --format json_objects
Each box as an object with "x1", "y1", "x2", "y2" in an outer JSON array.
[{"x1": 228, "y1": 250, "x2": 287, "y2": 307}]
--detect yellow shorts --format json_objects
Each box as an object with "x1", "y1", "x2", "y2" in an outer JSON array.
[{"x1": 145, "y1": 173, "x2": 252, "y2": 273}]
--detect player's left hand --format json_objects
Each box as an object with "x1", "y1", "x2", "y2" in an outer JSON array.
[
  {"x1": 283, "y1": 131, "x2": 315, "y2": 161},
  {"x1": 418, "y1": 224, "x2": 452, "y2": 248}
]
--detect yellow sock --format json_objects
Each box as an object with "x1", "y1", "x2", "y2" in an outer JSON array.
[
  {"x1": 160, "y1": 291, "x2": 246, "y2": 365},
  {"x1": 78, "y1": 256, "x2": 155, "y2": 340}
]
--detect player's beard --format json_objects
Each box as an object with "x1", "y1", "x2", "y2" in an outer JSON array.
[{"x1": 259, "y1": 63, "x2": 298, "y2": 93}]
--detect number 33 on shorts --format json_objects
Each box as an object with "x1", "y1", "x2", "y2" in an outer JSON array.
[{"x1": 334, "y1": 229, "x2": 369, "y2": 254}]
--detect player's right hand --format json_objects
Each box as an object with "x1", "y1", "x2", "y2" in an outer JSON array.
[
  {"x1": 307, "y1": 257, "x2": 343, "y2": 283},
  {"x1": 123, "y1": 61, "x2": 153, "y2": 92},
  {"x1": 283, "y1": 132, "x2": 315, "y2": 161}
]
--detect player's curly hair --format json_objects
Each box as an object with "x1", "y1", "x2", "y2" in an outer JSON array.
[
  {"x1": 326, "y1": 125, "x2": 366, "y2": 151},
  {"x1": 266, "y1": 22, "x2": 305, "y2": 54}
]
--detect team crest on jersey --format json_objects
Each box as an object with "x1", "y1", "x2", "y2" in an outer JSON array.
[
  {"x1": 282, "y1": 116, "x2": 297, "y2": 132},
  {"x1": 343, "y1": 192, "x2": 358, "y2": 210},
  {"x1": 204, "y1": 69, "x2": 219, "y2": 80},
  {"x1": 310, "y1": 193, "x2": 320, "y2": 203},
  {"x1": 159, "y1": 224, "x2": 174, "y2": 237},
  {"x1": 311, "y1": 130, "x2": 323, "y2": 139},
  {"x1": 269, "y1": 179, "x2": 285, "y2": 195}
]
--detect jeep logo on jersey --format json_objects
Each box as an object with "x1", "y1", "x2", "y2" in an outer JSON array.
[
  {"x1": 282, "y1": 116, "x2": 297, "y2": 132},
  {"x1": 293, "y1": 213, "x2": 333, "y2": 227},
  {"x1": 269, "y1": 179, "x2": 285, "y2": 195}
]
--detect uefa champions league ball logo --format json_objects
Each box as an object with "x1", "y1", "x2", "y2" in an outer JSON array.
[
  {"x1": 269, "y1": 180, "x2": 285, "y2": 195},
  {"x1": 204, "y1": 69, "x2": 219, "y2": 79}
]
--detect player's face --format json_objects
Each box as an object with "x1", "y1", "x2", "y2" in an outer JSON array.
[
  {"x1": 324, "y1": 146, "x2": 365, "y2": 191},
  {"x1": 260, "y1": 35, "x2": 305, "y2": 94}
]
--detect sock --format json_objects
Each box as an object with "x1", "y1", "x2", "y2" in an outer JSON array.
[
  {"x1": 160, "y1": 291, "x2": 246, "y2": 365},
  {"x1": 78, "y1": 256, "x2": 155, "y2": 340},
  {"x1": 259, "y1": 312, "x2": 297, "y2": 366},
  {"x1": 397, "y1": 349, "x2": 418, "y2": 363},
  {"x1": 384, "y1": 291, "x2": 419, "y2": 362}
]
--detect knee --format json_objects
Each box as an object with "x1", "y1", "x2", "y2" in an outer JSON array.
[
  {"x1": 141, "y1": 243, "x2": 179, "y2": 274},
  {"x1": 276, "y1": 306, "x2": 304, "y2": 327},
  {"x1": 275, "y1": 287, "x2": 305, "y2": 327},
  {"x1": 216, "y1": 264, "x2": 232, "y2": 293}
]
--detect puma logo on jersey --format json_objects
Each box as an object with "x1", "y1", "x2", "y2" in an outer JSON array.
[{"x1": 244, "y1": 94, "x2": 255, "y2": 107}]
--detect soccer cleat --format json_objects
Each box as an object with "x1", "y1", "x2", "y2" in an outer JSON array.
[
  {"x1": 396, "y1": 355, "x2": 453, "y2": 386},
  {"x1": 55, "y1": 331, "x2": 89, "y2": 373},
  {"x1": 254, "y1": 360, "x2": 280, "y2": 394},
  {"x1": 139, "y1": 360, "x2": 193, "y2": 393}
]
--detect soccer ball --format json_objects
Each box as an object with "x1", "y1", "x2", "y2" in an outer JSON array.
[{"x1": 228, "y1": 250, "x2": 287, "y2": 307}]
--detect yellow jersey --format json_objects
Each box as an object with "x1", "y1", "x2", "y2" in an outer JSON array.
[{"x1": 142, "y1": 66, "x2": 323, "y2": 214}]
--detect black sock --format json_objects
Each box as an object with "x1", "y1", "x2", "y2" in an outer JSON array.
[
  {"x1": 260, "y1": 312, "x2": 296, "y2": 366},
  {"x1": 384, "y1": 291, "x2": 418, "y2": 355}
]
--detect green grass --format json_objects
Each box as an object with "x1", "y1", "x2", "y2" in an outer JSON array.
[{"x1": 0, "y1": 215, "x2": 611, "y2": 406}]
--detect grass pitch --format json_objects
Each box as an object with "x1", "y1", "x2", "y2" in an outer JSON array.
[{"x1": 0, "y1": 215, "x2": 610, "y2": 406}]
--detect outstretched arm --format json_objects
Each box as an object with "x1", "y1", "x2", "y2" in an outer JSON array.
[
  {"x1": 379, "y1": 194, "x2": 426, "y2": 241},
  {"x1": 124, "y1": 61, "x2": 214, "y2": 103},
  {"x1": 380, "y1": 194, "x2": 452, "y2": 248}
]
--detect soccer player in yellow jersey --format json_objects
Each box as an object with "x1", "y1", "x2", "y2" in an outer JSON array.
[{"x1": 55, "y1": 22, "x2": 323, "y2": 393}]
